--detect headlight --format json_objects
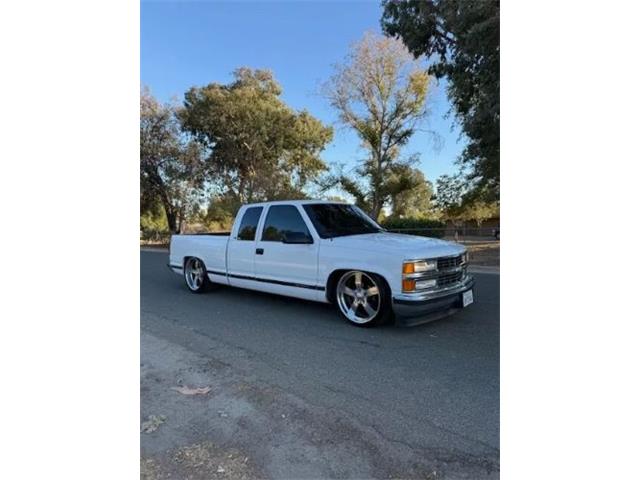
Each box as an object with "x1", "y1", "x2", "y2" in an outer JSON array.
[
  {"x1": 402, "y1": 260, "x2": 438, "y2": 292},
  {"x1": 462, "y1": 252, "x2": 469, "y2": 264},
  {"x1": 402, "y1": 260, "x2": 437, "y2": 274},
  {"x1": 415, "y1": 279, "x2": 437, "y2": 290}
]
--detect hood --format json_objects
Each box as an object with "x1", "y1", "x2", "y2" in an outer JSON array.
[{"x1": 325, "y1": 232, "x2": 465, "y2": 259}]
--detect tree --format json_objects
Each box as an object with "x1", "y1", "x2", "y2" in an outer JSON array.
[
  {"x1": 389, "y1": 168, "x2": 434, "y2": 218},
  {"x1": 180, "y1": 68, "x2": 333, "y2": 209},
  {"x1": 323, "y1": 32, "x2": 432, "y2": 220},
  {"x1": 465, "y1": 201, "x2": 499, "y2": 227},
  {"x1": 203, "y1": 193, "x2": 241, "y2": 232},
  {"x1": 325, "y1": 195, "x2": 349, "y2": 203},
  {"x1": 434, "y1": 173, "x2": 466, "y2": 220},
  {"x1": 140, "y1": 198, "x2": 169, "y2": 234},
  {"x1": 382, "y1": 0, "x2": 500, "y2": 200},
  {"x1": 434, "y1": 173, "x2": 499, "y2": 225},
  {"x1": 140, "y1": 87, "x2": 208, "y2": 233}
]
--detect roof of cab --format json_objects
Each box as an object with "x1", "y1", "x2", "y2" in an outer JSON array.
[{"x1": 241, "y1": 199, "x2": 349, "y2": 208}]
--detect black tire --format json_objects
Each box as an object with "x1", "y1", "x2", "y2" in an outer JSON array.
[
  {"x1": 183, "y1": 257, "x2": 211, "y2": 293},
  {"x1": 334, "y1": 270, "x2": 392, "y2": 327}
]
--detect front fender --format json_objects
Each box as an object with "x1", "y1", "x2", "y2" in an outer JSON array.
[{"x1": 317, "y1": 245, "x2": 402, "y2": 297}]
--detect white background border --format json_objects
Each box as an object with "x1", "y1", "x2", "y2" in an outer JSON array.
[
  {"x1": 1, "y1": 0, "x2": 139, "y2": 478},
  {"x1": 1, "y1": 1, "x2": 639, "y2": 478},
  {"x1": 502, "y1": 1, "x2": 640, "y2": 478}
]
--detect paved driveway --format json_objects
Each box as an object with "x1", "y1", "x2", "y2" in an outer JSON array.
[{"x1": 141, "y1": 250, "x2": 499, "y2": 479}]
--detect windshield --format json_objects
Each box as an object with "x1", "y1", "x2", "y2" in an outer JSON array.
[{"x1": 302, "y1": 203, "x2": 383, "y2": 238}]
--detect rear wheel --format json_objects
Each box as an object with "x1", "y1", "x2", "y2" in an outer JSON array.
[
  {"x1": 335, "y1": 271, "x2": 391, "y2": 327},
  {"x1": 184, "y1": 257, "x2": 210, "y2": 293}
]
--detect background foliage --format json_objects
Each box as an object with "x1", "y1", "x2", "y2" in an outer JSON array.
[
  {"x1": 140, "y1": 9, "x2": 500, "y2": 235},
  {"x1": 382, "y1": 0, "x2": 500, "y2": 201},
  {"x1": 140, "y1": 88, "x2": 208, "y2": 233},
  {"x1": 322, "y1": 32, "x2": 432, "y2": 220},
  {"x1": 380, "y1": 217, "x2": 446, "y2": 238},
  {"x1": 181, "y1": 68, "x2": 332, "y2": 206}
]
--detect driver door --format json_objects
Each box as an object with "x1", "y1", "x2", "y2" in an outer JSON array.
[{"x1": 253, "y1": 204, "x2": 321, "y2": 300}]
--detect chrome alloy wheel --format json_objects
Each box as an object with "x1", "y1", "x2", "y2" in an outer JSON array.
[
  {"x1": 185, "y1": 257, "x2": 206, "y2": 291},
  {"x1": 336, "y1": 271, "x2": 381, "y2": 324}
]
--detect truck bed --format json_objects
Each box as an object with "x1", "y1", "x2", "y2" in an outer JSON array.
[
  {"x1": 169, "y1": 233, "x2": 229, "y2": 276},
  {"x1": 180, "y1": 232, "x2": 230, "y2": 236}
]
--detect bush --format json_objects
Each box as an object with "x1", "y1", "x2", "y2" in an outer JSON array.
[
  {"x1": 140, "y1": 229, "x2": 171, "y2": 242},
  {"x1": 141, "y1": 207, "x2": 169, "y2": 234},
  {"x1": 380, "y1": 217, "x2": 446, "y2": 238}
]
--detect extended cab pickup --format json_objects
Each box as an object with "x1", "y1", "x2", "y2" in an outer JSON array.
[{"x1": 169, "y1": 200, "x2": 474, "y2": 327}]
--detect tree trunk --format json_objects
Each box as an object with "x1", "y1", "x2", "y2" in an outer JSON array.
[
  {"x1": 160, "y1": 191, "x2": 178, "y2": 234},
  {"x1": 370, "y1": 157, "x2": 384, "y2": 221},
  {"x1": 150, "y1": 171, "x2": 180, "y2": 234},
  {"x1": 165, "y1": 209, "x2": 178, "y2": 234},
  {"x1": 370, "y1": 201, "x2": 383, "y2": 222}
]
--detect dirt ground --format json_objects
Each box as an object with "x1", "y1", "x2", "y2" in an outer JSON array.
[
  {"x1": 140, "y1": 326, "x2": 498, "y2": 479},
  {"x1": 140, "y1": 331, "x2": 264, "y2": 480},
  {"x1": 141, "y1": 442, "x2": 258, "y2": 480},
  {"x1": 462, "y1": 241, "x2": 500, "y2": 267}
]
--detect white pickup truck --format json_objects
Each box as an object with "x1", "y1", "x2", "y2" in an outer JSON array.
[{"x1": 169, "y1": 200, "x2": 474, "y2": 327}]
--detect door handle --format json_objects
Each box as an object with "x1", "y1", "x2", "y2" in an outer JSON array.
[{"x1": 256, "y1": 248, "x2": 264, "y2": 255}]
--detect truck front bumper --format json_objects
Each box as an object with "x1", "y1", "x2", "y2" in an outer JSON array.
[{"x1": 392, "y1": 276, "x2": 475, "y2": 326}]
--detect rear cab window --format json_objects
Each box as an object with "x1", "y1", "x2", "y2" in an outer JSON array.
[
  {"x1": 261, "y1": 205, "x2": 311, "y2": 242},
  {"x1": 236, "y1": 207, "x2": 263, "y2": 241}
]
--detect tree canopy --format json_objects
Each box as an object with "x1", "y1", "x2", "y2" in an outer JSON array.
[
  {"x1": 180, "y1": 68, "x2": 333, "y2": 213},
  {"x1": 389, "y1": 168, "x2": 434, "y2": 219},
  {"x1": 323, "y1": 32, "x2": 432, "y2": 220},
  {"x1": 434, "y1": 174, "x2": 466, "y2": 220},
  {"x1": 434, "y1": 173, "x2": 499, "y2": 225},
  {"x1": 382, "y1": 0, "x2": 500, "y2": 200},
  {"x1": 140, "y1": 88, "x2": 208, "y2": 233}
]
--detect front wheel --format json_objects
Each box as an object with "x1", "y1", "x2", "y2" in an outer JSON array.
[
  {"x1": 335, "y1": 271, "x2": 391, "y2": 327},
  {"x1": 184, "y1": 257, "x2": 210, "y2": 293}
]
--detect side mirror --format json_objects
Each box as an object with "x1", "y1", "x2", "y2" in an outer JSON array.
[{"x1": 282, "y1": 231, "x2": 313, "y2": 244}]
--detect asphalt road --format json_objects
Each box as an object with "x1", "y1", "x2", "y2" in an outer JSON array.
[{"x1": 141, "y1": 250, "x2": 499, "y2": 479}]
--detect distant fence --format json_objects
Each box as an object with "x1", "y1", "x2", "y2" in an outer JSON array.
[
  {"x1": 140, "y1": 225, "x2": 499, "y2": 247},
  {"x1": 386, "y1": 226, "x2": 499, "y2": 242}
]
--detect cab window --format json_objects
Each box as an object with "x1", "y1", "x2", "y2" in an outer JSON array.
[
  {"x1": 237, "y1": 207, "x2": 263, "y2": 241},
  {"x1": 261, "y1": 205, "x2": 311, "y2": 242}
]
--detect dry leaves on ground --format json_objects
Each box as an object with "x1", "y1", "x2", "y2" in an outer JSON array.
[
  {"x1": 171, "y1": 385, "x2": 212, "y2": 396},
  {"x1": 141, "y1": 414, "x2": 166, "y2": 434}
]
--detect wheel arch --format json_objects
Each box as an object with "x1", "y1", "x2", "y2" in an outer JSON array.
[
  {"x1": 325, "y1": 268, "x2": 392, "y2": 304},
  {"x1": 183, "y1": 255, "x2": 206, "y2": 268}
]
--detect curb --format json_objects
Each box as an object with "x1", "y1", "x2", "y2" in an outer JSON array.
[
  {"x1": 141, "y1": 247, "x2": 169, "y2": 253},
  {"x1": 468, "y1": 265, "x2": 500, "y2": 275}
]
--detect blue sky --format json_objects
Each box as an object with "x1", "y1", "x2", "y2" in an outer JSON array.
[{"x1": 141, "y1": 0, "x2": 466, "y2": 189}]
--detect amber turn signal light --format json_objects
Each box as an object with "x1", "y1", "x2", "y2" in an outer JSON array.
[
  {"x1": 402, "y1": 279, "x2": 416, "y2": 292},
  {"x1": 402, "y1": 263, "x2": 415, "y2": 274}
]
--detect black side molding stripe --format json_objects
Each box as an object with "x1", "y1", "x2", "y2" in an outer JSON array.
[
  {"x1": 206, "y1": 270, "x2": 325, "y2": 291},
  {"x1": 173, "y1": 264, "x2": 323, "y2": 291},
  {"x1": 206, "y1": 270, "x2": 227, "y2": 277}
]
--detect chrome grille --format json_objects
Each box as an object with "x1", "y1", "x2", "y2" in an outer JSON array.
[
  {"x1": 402, "y1": 253, "x2": 469, "y2": 293},
  {"x1": 437, "y1": 255, "x2": 463, "y2": 270},
  {"x1": 437, "y1": 270, "x2": 463, "y2": 287}
]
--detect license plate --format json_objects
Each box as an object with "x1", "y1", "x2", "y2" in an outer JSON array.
[{"x1": 462, "y1": 289, "x2": 474, "y2": 307}]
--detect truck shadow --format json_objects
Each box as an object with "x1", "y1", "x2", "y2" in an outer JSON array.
[
  {"x1": 201, "y1": 282, "x2": 465, "y2": 334},
  {"x1": 148, "y1": 259, "x2": 496, "y2": 343}
]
